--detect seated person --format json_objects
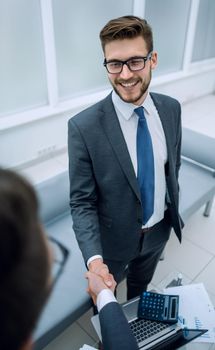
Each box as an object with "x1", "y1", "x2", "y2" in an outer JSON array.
[
  {"x1": 0, "y1": 168, "x2": 138, "y2": 350},
  {"x1": 0, "y1": 168, "x2": 51, "y2": 350}
]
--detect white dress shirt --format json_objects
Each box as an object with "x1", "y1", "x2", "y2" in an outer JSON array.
[
  {"x1": 87, "y1": 90, "x2": 167, "y2": 267},
  {"x1": 97, "y1": 288, "x2": 117, "y2": 312},
  {"x1": 112, "y1": 91, "x2": 167, "y2": 228}
]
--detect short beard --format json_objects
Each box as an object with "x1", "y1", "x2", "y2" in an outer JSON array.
[{"x1": 111, "y1": 70, "x2": 152, "y2": 104}]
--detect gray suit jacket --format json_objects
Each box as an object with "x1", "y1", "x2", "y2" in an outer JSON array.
[
  {"x1": 68, "y1": 92, "x2": 183, "y2": 264},
  {"x1": 99, "y1": 302, "x2": 138, "y2": 350}
]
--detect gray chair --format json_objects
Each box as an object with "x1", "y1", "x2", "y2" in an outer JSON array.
[{"x1": 179, "y1": 128, "x2": 215, "y2": 221}]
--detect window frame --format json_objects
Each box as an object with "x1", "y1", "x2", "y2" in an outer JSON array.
[{"x1": 1, "y1": 0, "x2": 215, "y2": 131}]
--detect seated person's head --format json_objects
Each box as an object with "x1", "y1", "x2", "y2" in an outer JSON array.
[{"x1": 0, "y1": 169, "x2": 51, "y2": 350}]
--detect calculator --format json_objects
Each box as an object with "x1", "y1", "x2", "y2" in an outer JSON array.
[{"x1": 138, "y1": 291, "x2": 179, "y2": 324}]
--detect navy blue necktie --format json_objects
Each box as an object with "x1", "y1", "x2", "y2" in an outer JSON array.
[{"x1": 135, "y1": 106, "x2": 154, "y2": 224}]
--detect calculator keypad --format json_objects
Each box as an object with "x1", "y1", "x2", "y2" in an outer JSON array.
[{"x1": 138, "y1": 291, "x2": 179, "y2": 323}]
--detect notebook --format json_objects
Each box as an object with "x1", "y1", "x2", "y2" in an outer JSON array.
[{"x1": 91, "y1": 296, "x2": 207, "y2": 349}]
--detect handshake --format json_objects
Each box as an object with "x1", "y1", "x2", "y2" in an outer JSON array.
[{"x1": 86, "y1": 258, "x2": 116, "y2": 304}]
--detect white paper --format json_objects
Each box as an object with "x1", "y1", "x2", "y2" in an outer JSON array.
[
  {"x1": 79, "y1": 345, "x2": 97, "y2": 350},
  {"x1": 163, "y1": 283, "x2": 215, "y2": 343}
]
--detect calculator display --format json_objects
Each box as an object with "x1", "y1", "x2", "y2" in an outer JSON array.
[{"x1": 138, "y1": 291, "x2": 179, "y2": 323}]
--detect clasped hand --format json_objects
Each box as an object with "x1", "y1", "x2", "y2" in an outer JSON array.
[{"x1": 86, "y1": 259, "x2": 116, "y2": 304}]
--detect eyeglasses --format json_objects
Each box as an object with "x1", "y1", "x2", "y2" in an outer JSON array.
[
  {"x1": 48, "y1": 237, "x2": 69, "y2": 286},
  {"x1": 103, "y1": 52, "x2": 152, "y2": 74}
]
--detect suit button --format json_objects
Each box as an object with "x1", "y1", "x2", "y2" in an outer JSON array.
[{"x1": 138, "y1": 218, "x2": 142, "y2": 223}]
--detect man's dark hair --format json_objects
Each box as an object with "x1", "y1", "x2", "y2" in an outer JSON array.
[
  {"x1": 0, "y1": 169, "x2": 50, "y2": 350},
  {"x1": 100, "y1": 15, "x2": 153, "y2": 53}
]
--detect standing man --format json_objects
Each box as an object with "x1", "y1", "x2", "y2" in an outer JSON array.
[{"x1": 68, "y1": 15, "x2": 183, "y2": 300}]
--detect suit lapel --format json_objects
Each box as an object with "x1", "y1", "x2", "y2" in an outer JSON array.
[
  {"x1": 99, "y1": 92, "x2": 173, "y2": 200},
  {"x1": 99, "y1": 94, "x2": 140, "y2": 200}
]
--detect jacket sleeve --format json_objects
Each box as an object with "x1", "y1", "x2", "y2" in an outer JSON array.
[
  {"x1": 68, "y1": 118, "x2": 102, "y2": 263},
  {"x1": 99, "y1": 302, "x2": 139, "y2": 350}
]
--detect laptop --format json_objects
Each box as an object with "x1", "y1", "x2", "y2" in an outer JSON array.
[{"x1": 91, "y1": 296, "x2": 207, "y2": 349}]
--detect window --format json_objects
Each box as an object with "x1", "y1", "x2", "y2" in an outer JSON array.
[
  {"x1": 145, "y1": 0, "x2": 191, "y2": 75},
  {"x1": 52, "y1": 0, "x2": 133, "y2": 101},
  {"x1": 192, "y1": 0, "x2": 215, "y2": 62},
  {"x1": 0, "y1": 0, "x2": 48, "y2": 117},
  {"x1": 1, "y1": 0, "x2": 215, "y2": 122}
]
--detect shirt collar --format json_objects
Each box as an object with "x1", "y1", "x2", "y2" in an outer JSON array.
[{"x1": 112, "y1": 90, "x2": 153, "y2": 120}]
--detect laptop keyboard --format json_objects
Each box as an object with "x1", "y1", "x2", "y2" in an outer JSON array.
[{"x1": 129, "y1": 318, "x2": 170, "y2": 343}]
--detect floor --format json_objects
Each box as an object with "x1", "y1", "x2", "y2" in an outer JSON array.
[{"x1": 21, "y1": 93, "x2": 215, "y2": 350}]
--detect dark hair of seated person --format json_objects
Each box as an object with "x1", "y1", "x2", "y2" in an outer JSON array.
[{"x1": 0, "y1": 168, "x2": 51, "y2": 350}]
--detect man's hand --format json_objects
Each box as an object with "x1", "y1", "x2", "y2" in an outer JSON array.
[
  {"x1": 88, "y1": 258, "x2": 113, "y2": 288},
  {"x1": 86, "y1": 271, "x2": 117, "y2": 304}
]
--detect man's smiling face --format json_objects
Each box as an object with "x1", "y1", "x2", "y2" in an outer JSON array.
[{"x1": 104, "y1": 36, "x2": 157, "y2": 106}]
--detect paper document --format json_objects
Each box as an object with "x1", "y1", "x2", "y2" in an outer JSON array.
[
  {"x1": 79, "y1": 345, "x2": 97, "y2": 350},
  {"x1": 164, "y1": 283, "x2": 215, "y2": 343}
]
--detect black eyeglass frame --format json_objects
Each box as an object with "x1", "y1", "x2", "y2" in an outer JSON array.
[
  {"x1": 103, "y1": 52, "x2": 153, "y2": 74},
  {"x1": 48, "y1": 236, "x2": 69, "y2": 286}
]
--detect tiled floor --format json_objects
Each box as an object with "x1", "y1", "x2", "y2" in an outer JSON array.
[{"x1": 30, "y1": 93, "x2": 215, "y2": 350}]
